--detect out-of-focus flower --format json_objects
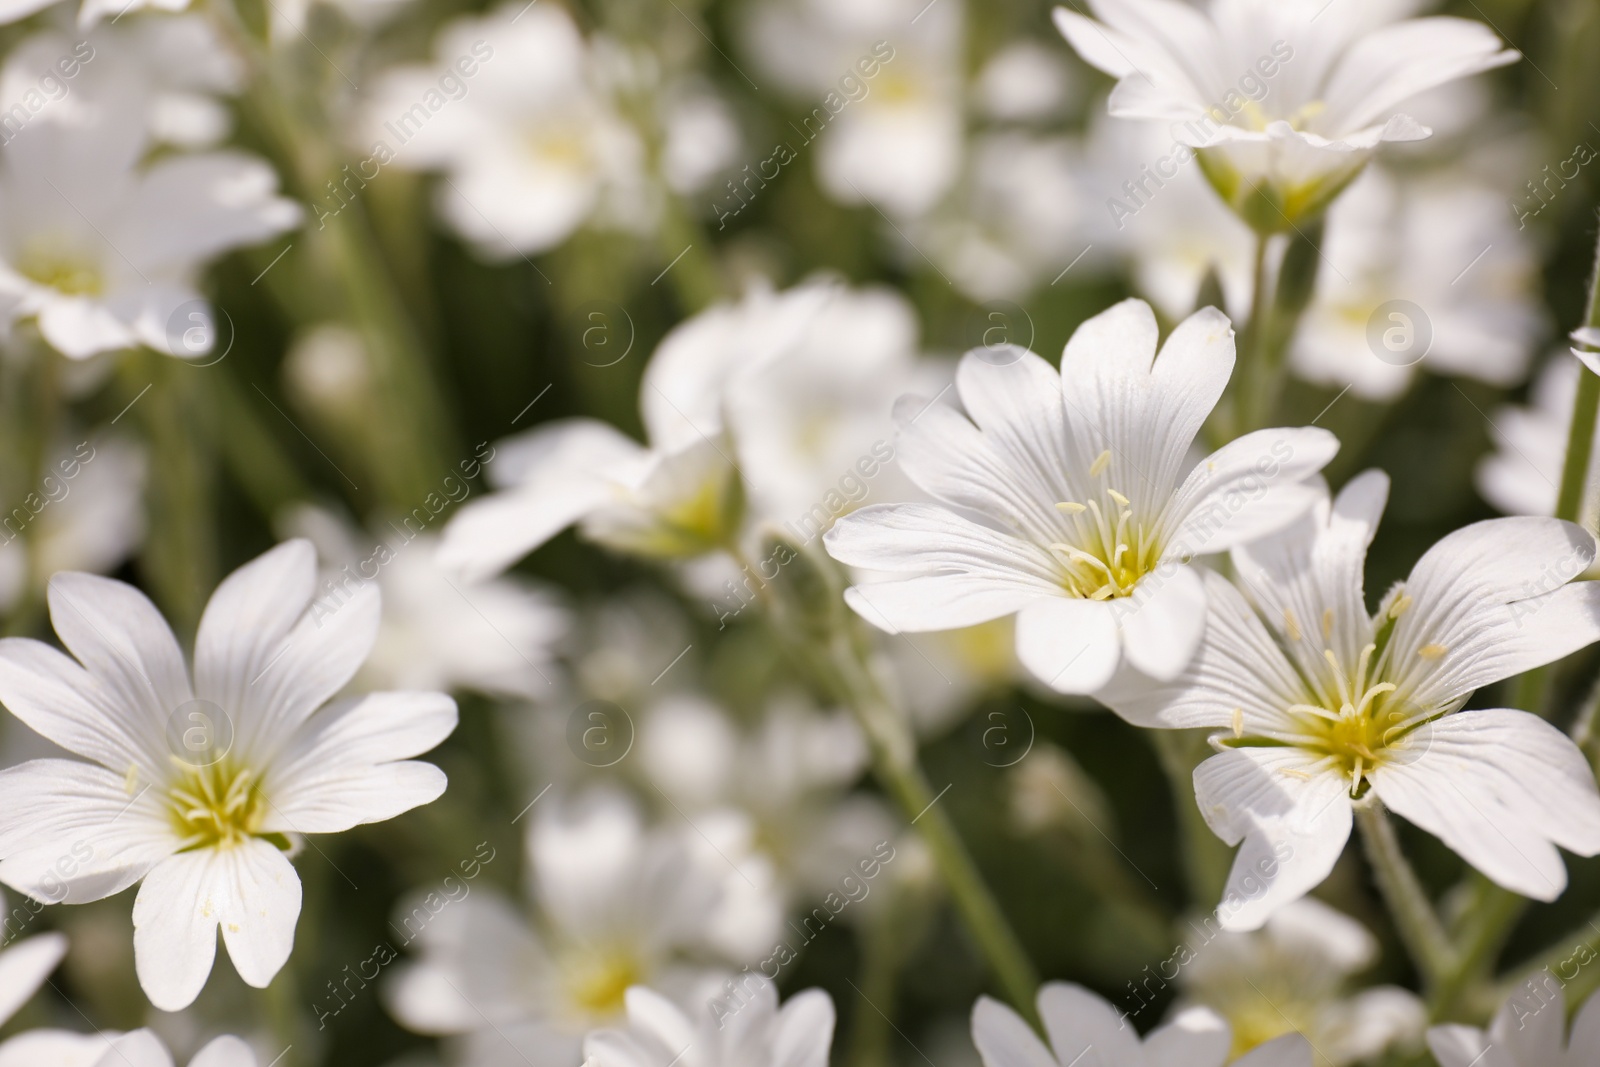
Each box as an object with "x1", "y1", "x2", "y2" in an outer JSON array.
[
  {"x1": 283, "y1": 505, "x2": 567, "y2": 699},
  {"x1": 1055, "y1": 0, "x2": 1517, "y2": 230},
  {"x1": 1429, "y1": 982, "x2": 1600, "y2": 1067},
  {"x1": 385, "y1": 789, "x2": 774, "y2": 1066},
  {"x1": 975, "y1": 41, "x2": 1075, "y2": 124},
  {"x1": 825, "y1": 299, "x2": 1337, "y2": 694},
  {"x1": 1100, "y1": 471, "x2": 1600, "y2": 929},
  {"x1": 742, "y1": 0, "x2": 964, "y2": 218},
  {"x1": 8, "y1": 1030, "x2": 260, "y2": 1066},
  {"x1": 972, "y1": 982, "x2": 1311, "y2": 1067},
  {"x1": 0, "y1": 931, "x2": 82, "y2": 1060},
  {"x1": 585, "y1": 980, "x2": 835, "y2": 1067},
  {"x1": 358, "y1": 3, "x2": 644, "y2": 259},
  {"x1": 0, "y1": 540, "x2": 457, "y2": 1009},
  {"x1": 0, "y1": 89, "x2": 298, "y2": 359},
  {"x1": 1476, "y1": 357, "x2": 1597, "y2": 520},
  {"x1": 1175, "y1": 897, "x2": 1424, "y2": 1065},
  {"x1": 1294, "y1": 167, "x2": 1541, "y2": 400},
  {"x1": 0, "y1": 435, "x2": 145, "y2": 615}
]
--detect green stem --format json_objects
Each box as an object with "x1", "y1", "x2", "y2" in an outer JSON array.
[
  {"x1": 1355, "y1": 800, "x2": 1458, "y2": 990},
  {"x1": 1150, "y1": 730, "x2": 1230, "y2": 906},
  {"x1": 1556, "y1": 231, "x2": 1600, "y2": 527},
  {"x1": 1232, "y1": 234, "x2": 1273, "y2": 436}
]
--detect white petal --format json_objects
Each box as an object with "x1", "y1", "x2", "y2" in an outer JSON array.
[
  {"x1": 264, "y1": 692, "x2": 455, "y2": 833},
  {"x1": 188, "y1": 1036, "x2": 256, "y2": 1067},
  {"x1": 90, "y1": 1031, "x2": 173, "y2": 1067},
  {"x1": 772, "y1": 989, "x2": 835, "y2": 1067},
  {"x1": 1163, "y1": 428, "x2": 1339, "y2": 556},
  {"x1": 132, "y1": 840, "x2": 302, "y2": 1011},
  {"x1": 195, "y1": 541, "x2": 379, "y2": 763},
  {"x1": 0, "y1": 638, "x2": 165, "y2": 776},
  {"x1": 1370, "y1": 709, "x2": 1600, "y2": 901},
  {"x1": 1322, "y1": 18, "x2": 1517, "y2": 134},
  {"x1": 1036, "y1": 982, "x2": 1142, "y2": 1067},
  {"x1": 1568, "y1": 987, "x2": 1600, "y2": 1064},
  {"x1": 0, "y1": 1030, "x2": 117, "y2": 1067},
  {"x1": 44, "y1": 573, "x2": 193, "y2": 764},
  {"x1": 1233, "y1": 1033, "x2": 1312, "y2": 1067},
  {"x1": 1051, "y1": 7, "x2": 1139, "y2": 77},
  {"x1": 1424, "y1": 1026, "x2": 1511, "y2": 1067},
  {"x1": 0, "y1": 932, "x2": 66, "y2": 1027},
  {"x1": 970, "y1": 996, "x2": 1055, "y2": 1067},
  {"x1": 0, "y1": 759, "x2": 174, "y2": 904},
  {"x1": 1144, "y1": 1007, "x2": 1230, "y2": 1067},
  {"x1": 1015, "y1": 598, "x2": 1121, "y2": 694},
  {"x1": 1118, "y1": 562, "x2": 1206, "y2": 681},
  {"x1": 1194, "y1": 748, "x2": 1353, "y2": 931}
]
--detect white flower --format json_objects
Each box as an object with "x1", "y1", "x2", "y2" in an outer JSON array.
[
  {"x1": 0, "y1": 89, "x2": 298, "y2": 359},
  {"x1": 283, "y1": 506, "x2": 568, "y2": 699},
  {"x1": 1292, "y1": 166, "x2": 1541, "y2": 400},
  {"x1": 1054, "y1": 0, "x2": 1517, "y2": 229},
  {"x1": 437, "y1": 278, "x2": 924, "y2": 580},
  {"x1": 824, "y1": 298, "x2": 1338, "y2": 694},
  {"x1": 2, "y1": 1030, "x2": 258, "y2": 1067},
  {"x1": 0, "y1": 540, "x2": 458, "y2": 1010},
  {"x1": 1100, "y1": 471, "x2": 1600, "y2": 928},
  {"x1": 1476, "y1": 356, "x2": 1597, "y2": 520},
  {"x1": 384, "y1": 789, "x2": 773, "y2": 1064},
  {"x1": 585, "y1": 980, "x2": 835, "y2": 1067},
  {"x1": 359, "y1": 3, "x2": 644, "y2": 258},
  {"x1": 1428, "y1": 982, "x2": 1600, "y2": 1067},
  {"x1": 972, "y1": 982, "x2": 1311, "y2": 1067},
  {"x1": 1175, "y1": 897, "x2": 1424, "y2": 1066}
]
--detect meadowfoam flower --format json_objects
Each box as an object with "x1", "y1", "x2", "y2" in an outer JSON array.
[
  {"x1": 1054, "y1": 0, "x2": 1518, "y2": 230},
  {"x1": 0, "y1": 88, "x2": 299, "y2": 359},
  {"x1": 1175, "y1": 897, "x2": 1424, "y2": 1066},
  {"x1": 384, "y1": 789, "x2": 775, "y2": 1066},
  {"x1": 584, "y1": 980, "x2": 834, "y2": 1067},
  {"x1": 1428, "y1": 983, "x2": 1600, "y2": 1067},
  {"x1": 1099, "y1": 470, "x2": 1600, "y2": 928},
  {"x1": 972, "y1": 981, "x2": 1311, "y2": 1067},
  {"x1": 0, "y1": 540, "x2": 458, "y2": 1010},
  {"x1": 824, "y1": 298, "x2": 1338, "y2": 694}
]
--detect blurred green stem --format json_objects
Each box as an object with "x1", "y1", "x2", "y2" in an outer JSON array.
[
  {"x1": 1229, "y1": 223, "x2": 1323, "y2": 436},
  {"x1": 1232, "y1": 235, "x2": 1272, "y2": 436},
  {"x1": 1355, "y1": 801, "x2": 1457, "y2": 991},
  {"x1": 1431, "y1": 875, "x2": 1526, "y2": 1020},
  {"x1": 1150, "y1": 730, "x2": 1229, "y2": 905},
  {"x1": 1555, "y1": 230, "x2": 1600, "y2": 527}
]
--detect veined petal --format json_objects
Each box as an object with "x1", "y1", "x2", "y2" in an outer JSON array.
[
  {"x1": 1162, "y1": 428, "x2": 1339, "y2": 556},
  {"x1": 0, "y1": 759, "x2": 174, "y2": 904},
  {"x1": 1014, "y1": 598, "x2": 1121, "y2": 694},
  {"x1": 1194, "y1": 747, "x2": 1353, "y2": 931},
  {"x1": 44, "y1": 573, "x2": 193, "y2": 762},
  {"x1": 1117, "y1": 561, "x2": 1207, "y2": 681},
  {"x1": 971, "y1": 995, "x2": 1055, "y2": 1067},
  {"x1": 1387, "y1": 517, "x2": 1600, "y2": 708},
  {"x1": 1370, "y1": 710, "x2": 1600, "y2": 901},
  {"x1": 1322, "y1": 18, "x2": 1517, "y2": 135},
  {"x1": 132, "y1": 840, "x2": 302, "y2": 1011},
  {"x1": 1099, "y1": 570, "x2": 1303, "y2": 733},
  {"x1": 0, "y1": 637, "x2": 166, "y2": 777}
]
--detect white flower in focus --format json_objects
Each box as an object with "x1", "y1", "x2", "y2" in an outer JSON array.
[
  {"x1": 1428, "y1": 982, "x2": 1600, "y2": 1067},
  {"x1": 1293, "y1": 167, "x2": 1541, "y2": 400},
  {"x1": 1099, "y1": 471, "x2": 1600, "y2": 928},
  {"x1": 824, "y1": 299, "x2": 1339, "y2": 694},
  {"x1": 1476, "y1": 357, "x2": 1597, "y2": 520},
  {"x1": 1175, "y1": 898, "x2": 1424, "y2": 1066},
  {"x1": 0, "y1": 540, "x2": 457, "y2": 1010},
  {"x1": 1054, "y1": 0, "x2": 1517, "y2": 230},
  {"x1": 360, "y1": 4, "x2": 643, "y2": 258},
  {"x1": 283, "y1": 506, "x2": 567, "y2": 699},
  {"x1": 585, "y1": 981, "x2": 835, "y2": 1067},
  {"x1": 384, "y1": 789, "x2": 773, "y2": 1064},
  {"x1": 972, "y1": 982, "x2": 1311, "y2": 1067},
  {"x1": 0, "y1": 92, "x2": 298, "y2": 359}
]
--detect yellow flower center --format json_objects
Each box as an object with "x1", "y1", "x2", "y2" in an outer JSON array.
[
  {"x1": 166, "y1": 758, "x2": 268, "y2": 850},
  {"x1": 1047, "y1": 453, "x2": 1162, "y2": 600},
  {"x1": 17, "y1": 239, "x2": 103, "y2": 296},
  {"x1": 561, "y1": 949, "x2": 642, "y2": 1018}
]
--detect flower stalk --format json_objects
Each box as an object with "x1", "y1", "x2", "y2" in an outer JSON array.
[{"x1": 1355, "y1": 800, "x2": 1458, "y2": 990}]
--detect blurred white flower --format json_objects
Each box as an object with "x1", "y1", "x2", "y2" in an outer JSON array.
[
  {"x1": 359, "y1": 3, "x2": 645, "y2": 259},
  {"x1": 1055, "y1": 0, "x2": 1517, "y2": 229},
  {"x1": 825, "y1": 299, "x2": 1337, "y2": 694},
  {"x1": 1429, "y1": 982, "x2": 1600, "y2": 1067},
  {"x1": 584, "y1": 980, "x2": 834, "y2": 1067},
  {"x1": 1294, "y1": 166, "x2": 1542, "y2": 400},
  {"x1": 283, "y1": 505, "x2": 567, "y2": 699},
  {"x1": 1476, "y1": 356, "x2": 1596, "y2": 519},
  {"x1": 1100, "y1": 471, "x2": 1600, "y2": 929},
  {"x1": 743, "y1": 0, "x2": 964, "y2": 218},
  {"x1": 659, "y1": 82, "x2": 742, "y2": 197},
  {"x1": 0, "y1": 89, "x2": 298, "y2": 359},
  {"x1": 385, "y1": 789, "x2": 775, "y2": 1065},
  {"x1": 0, "y1": 540, "x2": 457, "y2": 1009},
  {"x1": 972, "y1": 982, "x2": 1311, "y2": 1067},
  {"x1": 4, "y1": 1029, "x2": 259, "y2": 1067},
  {"x1": 975, "y1": 41, "x2": 1075, "y2": 124},
  {"x1": 0, "y1": 435, "x2": 145, "y2": 615},
  {"x1": 1175, "y1": 897, "x2": 1424, "y2": 1066}
]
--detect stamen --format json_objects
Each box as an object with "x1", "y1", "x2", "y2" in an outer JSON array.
[
  {"x1": 1089, "y1": 450, "x2": 1112, "y2": 477},
  {"x1": 1322, "y1": 609, "x2": 1334, "y2": 642},
  {"x1": 1389, "y1": 593, "x2": 1413, "y2": 619},
  {"x1": 1284, "y1": 609, "x2": 1302, "y2": 642},
  {"x1": 1417, "y1": 643, "x2": 1447, "y2": 660},
  {"x1": 1056, "y1": 501, "x2": 1086, "y2": 514},
  {"x1": 1107, "y1": 489, "x2": 1130, "y2": 508},
  {"x1": 1231, "y1": 707, "x2": 1243, "y2": 738}
]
